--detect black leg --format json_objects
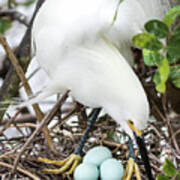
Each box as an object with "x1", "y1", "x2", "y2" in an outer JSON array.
[
  {"x1": 134, "y1": 133, "x2": 154, "y2": 180},
  {"x1": 74, "y1": 108, "x2": 101, "y2": 155},
  {"x1": 128, "y1": 136, "x2": 136, "y2": 160}
]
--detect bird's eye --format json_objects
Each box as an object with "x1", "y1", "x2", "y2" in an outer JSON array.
[{"x1": 128, "y1": 120, "x2": 134, "y2": 125}]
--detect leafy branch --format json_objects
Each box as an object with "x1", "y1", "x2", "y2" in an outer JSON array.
[
  {"x1": 133, "y1": 5, "x2": 180, "y2": 93},
  {"x1": 157, "y1": 159, "x2": 180, "y2": 180}
]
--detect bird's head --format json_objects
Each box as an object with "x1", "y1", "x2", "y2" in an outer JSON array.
[
  {"x1": 127, "y1": 120, "x2": 142, "y2": 137},
  {"x1": 124, "y1": 105, "x2": 149, "y2": 138}
]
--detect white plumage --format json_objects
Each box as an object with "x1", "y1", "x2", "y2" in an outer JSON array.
[
  {"x1": 22, "y1": 0, "x2": 170, "y2": 136},
  {"x1": 19, "y1": 58, "x2": 57, "y2": 113}
]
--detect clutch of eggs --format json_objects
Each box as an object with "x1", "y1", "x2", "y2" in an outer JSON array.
[{"x1": 74, "y1": 146, "x2": 124, "y2": 180}]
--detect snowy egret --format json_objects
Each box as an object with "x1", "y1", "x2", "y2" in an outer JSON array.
[{"x1": 18, "y1": 0, "x2": 170, "y2": 179}]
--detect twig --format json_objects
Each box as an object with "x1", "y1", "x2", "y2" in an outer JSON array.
[
  {"x1": 102, "y1": 140, "x2": 128, "y2": 150},
  {"x1": 0, "y1": 0, "x2": 44, "y2": 123},
  {"x1": 12, "y1": 90, "x2": 69, "y2": 174},
  {"x1": 151, "y1": 100, "x2": 166, "y2": 123},
  {"x1": 0, "y1": 146, "x2": 19, "y2": 159},
  {"x1": 0, "y1": 108, "x2": 22, "y2": 135},
  {"x1": 174, "y1": 129, "x2": 180, "y2": 138},
  {"x1": 10, "y1": 123, "x2": 37, "y2": 129},
  {"x1": 151, "y1": 124, "x2": 164, "y2": 139},
  {"x1": 1, "y1": 113, "x2": 37, "y2": 125},
  {"x1": 0, "y1": 161, "x2": 40, "y2": 180},
  {"x1": 0, "y1": 34, "x2": 34, "y2": 100},
  {"x1": 0, "y1": 9, "x2": 28, "y2": 26},
  {"x1": 0, "y1": 33, "x2": 58, "y2": 154},
  {"x1": 50, "y1": 103, "x2": 77, "y2": 130},
  {"x1": 1, "y1": 105, "x2": 75, "y2": 125},
  {"x1": 166, "y1": 116, "x2": 180, "y2": 155}
]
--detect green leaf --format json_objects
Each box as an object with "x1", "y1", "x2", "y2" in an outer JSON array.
[
  {"x1": 133, "y1": 33, "x2": 163, "y2": 50},
  {"x1": 153, "y1": 71, "x2": 161, "y2": 85},
  {"x1": 163, "y1": 5, "x2": 180, "y2": 27},
  {"x1": 0, "y1": 17, "x2": 12, "y2": 34},
  {"x1": 173, "y1": 25, "x2": 180, "y2": 37},
  {"x1": 145, "y1": 20, "x2": 169, "y2": 38},
  {"x1": 170, "y1": 65, "x2": 180, "y2": 88},
  {"x1": 153, "y1": 59, "x2": 170, "y2": 93},
  {"x1": 156, "y1": 174, "x2": 169, "y2": 180},
  {"x1": 156, "y1": 83, "x2": 166, "y2": 93},
  {"x1": 167, "y1": 26, "x2": 180, "y2": 63},
  {"x1": 153, "y1": 72, "x2": 166, "y2": 93},
  {"x1": 159, "y1": 58, "x2": 170, "y2": 83},
  {"x1": 177, "y1": 171, "x2": 180, "y2": 180},
  {"x1": 143, "y1": 49, "x2": 163, "y2": 66},
  {"x1": 162, "y1": 159, "x2": 177, "y2": 177}
]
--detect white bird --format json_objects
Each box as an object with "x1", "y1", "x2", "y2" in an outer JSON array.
[
  {"x1": 19, "y1": 0, "x2": 170, "y2": 179},
  {"x1": 28, "y1": 0, "x2": 170, "y2": 135}
]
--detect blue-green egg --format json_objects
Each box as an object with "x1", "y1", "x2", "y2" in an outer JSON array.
[
  {"x1": 74, "y1": 163, "x2": 99, "y2": 180},
  {"x1": 100, "y1": 158, "x2": 124, "y2": 180},
  {"x1": 83, "y1": 146, "x2": 112, "y2": 166}
]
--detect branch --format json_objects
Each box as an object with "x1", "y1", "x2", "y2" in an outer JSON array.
[
  {"x1": 0, "y1": 34, "x2": 33, "y2": 95},
  {"x1": 12, "y1": 90, "x2": 70, "y2": 175},
  {"x1": 0, "y1": 30, "x2": 58, "y2": 154},
  {"x1": 0, "y1": 0, "x2": 45, "y2": 121},
  {"x1": 0, "y1": 9, "x2": 28, "y2": 26},
  {"x1": 0, "y1": 161, "x2": 40, "y2": 180},
  {"x1": 0, "y1": 0, "x2": 59, "y2": 155}
]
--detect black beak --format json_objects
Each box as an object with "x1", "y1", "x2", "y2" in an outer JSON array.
[{"x1": 134, "y1": 133, "x2": 154, "y2": 180}]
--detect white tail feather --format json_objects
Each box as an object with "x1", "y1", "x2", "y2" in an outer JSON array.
[{"x1": 18, "y1": 89, "x2": 55, "y2": 108}]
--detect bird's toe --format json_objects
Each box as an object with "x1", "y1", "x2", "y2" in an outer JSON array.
[
  {"x1": 123, "y1": 157, "x2": 141, "y2": 180},
  {"x1": 38, "y1": 154, "x2": 81, "y2": 176}
]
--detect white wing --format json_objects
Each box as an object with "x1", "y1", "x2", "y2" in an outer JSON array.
[{"x1": 32, "y1": 0, "x2": 170, "y2": 74}]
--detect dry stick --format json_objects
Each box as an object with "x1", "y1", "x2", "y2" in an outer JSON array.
[
  {"x1": 0, "y1": 0, "x2": 45, "y2": 121},
  {"x1": 1, "y1": 105, "x2": 74, "y2": 125},
  {"x1": 0, "y1": 108, "x2": 22, "y2": 135},
  {"x1": 10, "y1": 123, "x2": 37, "y2": 129},
  {"x1": 0, "y1": 34, "x2": 58, "y2": 155},
  {"x1": 174, "y1": 129, "x2": 180, "y2": 138},
  {"x1": 2, "y1": 113, "x2": 37, "y2": 125},
  {"x1": 12, "y1": 90, "x2": 69, "y2": 174},
  {"x1": 50, "y1": 104, "x2": 77, "y2": 130},
  {"x1": 0, "y1": 146, "x2": 19, "y2": 159},
  {"x1": 0, "y1": 9, "x2": 28, "y2": 26},
  {"x1": 0, "y1": 161, "x2": 40, "y2": 180},
  {"x1": 152, "y1": 98, "x2": 180, "y2": 155},
  {"x1": 167, "y1": 116, "x2": 180, "y2": 155}
]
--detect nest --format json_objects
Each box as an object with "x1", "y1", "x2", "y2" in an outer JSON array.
[{"x1": 0, "y1": 98, "x2": 179, "y2": 180}]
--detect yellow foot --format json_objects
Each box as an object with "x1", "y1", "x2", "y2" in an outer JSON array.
[
  {"x1": 123, "y1": 158, "x2": 141, "y2": 180},
  {"x1": 38, "y1": 154, "x2": 81, "y2": 176}
]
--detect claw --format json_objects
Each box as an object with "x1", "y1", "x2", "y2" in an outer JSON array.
[
  {"x1": 38, "y1": 154, "x2": 81, "y2": 176},
  {"x1": 123, "y1": 158, "x2": 142, "y2": 180}
]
